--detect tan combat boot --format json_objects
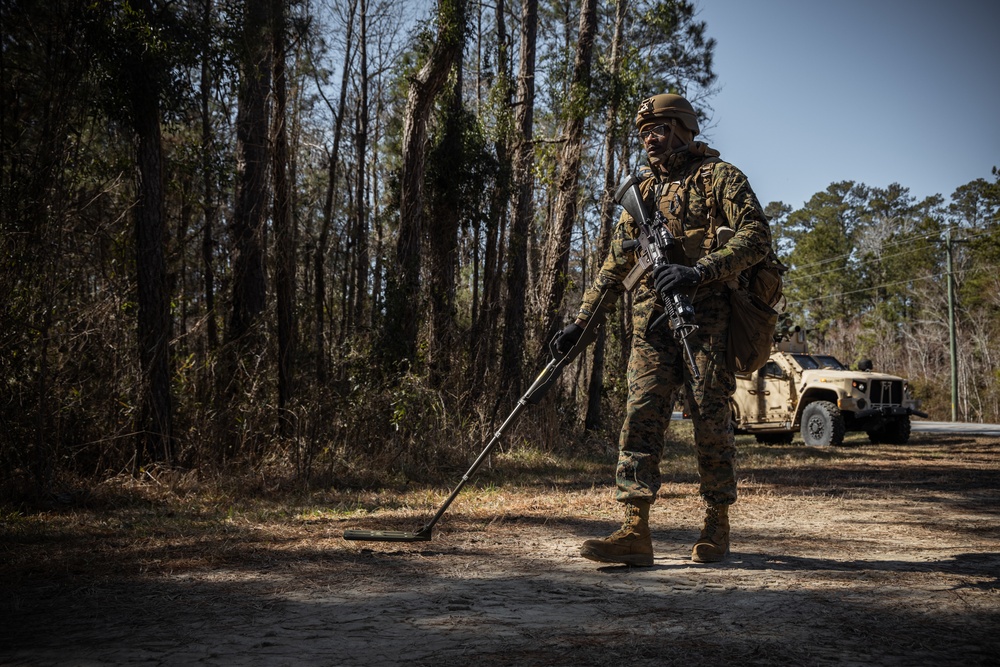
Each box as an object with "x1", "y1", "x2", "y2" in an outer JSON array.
[
  {"x1": 691, "y1": 503, "x2": 730, "y2": 563},
  {"x1": 580, "y1": 499, "x2": 654, "y2": 567}
]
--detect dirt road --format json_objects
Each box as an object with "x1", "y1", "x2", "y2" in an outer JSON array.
[{"x1": 3, "y1": 434, "x2": 999, "y2": 666}]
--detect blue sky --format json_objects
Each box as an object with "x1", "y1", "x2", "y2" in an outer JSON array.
[{"x1": 692, "y1": 0, "x2": 1000, "y2": 210}]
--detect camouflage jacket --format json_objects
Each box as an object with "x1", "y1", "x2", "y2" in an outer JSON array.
[{"x1": 577, "y1": 144, "x2": 772, "y2": 330}]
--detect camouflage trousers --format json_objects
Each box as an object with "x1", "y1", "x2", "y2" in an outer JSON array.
[{"x1": 616, "y1": 292, "x2": 738, "y2": 506}]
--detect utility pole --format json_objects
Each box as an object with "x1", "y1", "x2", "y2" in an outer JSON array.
[{"x1": 945, "y1": 229, "x2": 958, "y2": 422}]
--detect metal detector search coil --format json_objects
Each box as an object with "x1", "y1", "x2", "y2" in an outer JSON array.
[{"x1": 343, "y1": 528, "x2": 432, "y2": 543}]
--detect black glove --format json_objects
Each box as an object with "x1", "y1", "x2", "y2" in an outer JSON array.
[
  {"x1": 652, "y1": 263, "x2": 702, "y2": 294},
  {"x1": 552, "y1": 322, "x2": 583, "y2": 356}
]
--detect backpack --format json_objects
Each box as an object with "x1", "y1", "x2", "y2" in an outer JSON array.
[
  {"x1": 697, "y1": 160, "x2": 786, "y2": 372},
  {"x1": 741, "y1": 248, "x2": 787, "y2": 310}
]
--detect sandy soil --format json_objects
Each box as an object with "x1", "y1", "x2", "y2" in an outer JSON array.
[{"x1": 3, "y1": 434, "x2": 999, "y2": 666}]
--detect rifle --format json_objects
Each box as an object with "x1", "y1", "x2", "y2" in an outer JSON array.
[{"x1": 614, "y1": 173, "x2": 701, "y2": 380}]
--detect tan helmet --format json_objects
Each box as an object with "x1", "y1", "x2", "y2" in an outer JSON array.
[{"x1": 635, "y1": 93, "x2": 699, "y2": 136}]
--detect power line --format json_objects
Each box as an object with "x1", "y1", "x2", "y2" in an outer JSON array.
[
  {"x1": 784, "y1": 261, "x2": 1000, "y2": 307},
  {"x1": 786, "y1": 242, "x2": 938, "y2": 284},
  {"x1": 785, "y1": 227, "x2": 996, "y2": 284},
  {"x1": 784, "y1": 274, "x2": 938, "y2": 306},
  {"x1": 790, "y1": 227, "x2": 944, "y2": 272}
]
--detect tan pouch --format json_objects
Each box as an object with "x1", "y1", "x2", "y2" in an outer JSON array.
[
  {"x1": 727, "y1": 288, "x2": 778, "y2": 373},
  {"x1": 681, "y1": 227, "x2": 707, "y2": 258},
  {"x1": 749, "y1": 262, "x2": 783, "y2": 308}
]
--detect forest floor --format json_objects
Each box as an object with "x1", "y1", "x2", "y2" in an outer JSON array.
[{"x1": 3, "y1": 429, "x2": 999, "y2": 666}]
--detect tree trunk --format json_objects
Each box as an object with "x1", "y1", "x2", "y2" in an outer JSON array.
[
  {"x1": 314, "y1": 0, "x2": 357, "y2": 382},
  {"x1": 585, "y1": 0, "x2": 626, "y2": 431},
  {"x1": 200, "y1": 0, "x2": 219, "y2": 353},
  {"x1": 369, "y1": 94, "x2": 384, "y2": 330},
  {"x1": 498, "y1": 0, "x2": 538, "y2": 398},
  {"x1": 536, "y1": 0, "x2": 598, "y2": 367},
  {"x1": 130, "y1": 0, "x2": 174, "y2": 466},
  {"x1": 476, "y1": 0, "x2": 511, "y2": 380},
  {"x1": 427, "y1": 64, "x2": 464, "y2": 386},
  {"x1": 341, "y1": 168, "x2": 356, "y2": 339},
  {"x1": 227, "y1": 0, "x2": 271, "y2": 348},
  {"x1": 272, "y1": 0, "x2": 295, "y2": 427},
  {"x1": 382, "y1": 0, "x2": 467, "y2": 369},
  {"x1": 352, "y1": 0, "x2": 369, "y2": 330}
]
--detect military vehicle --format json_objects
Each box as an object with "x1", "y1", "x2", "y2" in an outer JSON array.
[{"x1": 730, "y1": 324, "x2": 927, "y2": 446}]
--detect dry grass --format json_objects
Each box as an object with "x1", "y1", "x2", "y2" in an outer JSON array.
[
  {"x1": 3, "y1": 430, "x2": 999, "y2": 666},
  {"x1": 4, "y1": 429, "x2": 994, "y2": 582}
]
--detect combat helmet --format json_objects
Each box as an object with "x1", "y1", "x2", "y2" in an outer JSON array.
[{"x1": 635, "y1": 93, "x2": 699, "y2": 136}]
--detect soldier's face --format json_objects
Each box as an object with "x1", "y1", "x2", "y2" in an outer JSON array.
[
  {"x1": 640, "y1": 120, "x2": 690, "y2": 167},
  {"x1": 641, "y1": 122, "x2": 676, "y2": 165}
]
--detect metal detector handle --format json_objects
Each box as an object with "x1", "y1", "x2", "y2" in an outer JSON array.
[
  {"x1": 527, "y1": 288, "x2": 617, "y2": 405},
  {"x1": 345, "y1": 281, "x2": 619, "y2": 541},
  {"x1": 345, "y1": 285, "x2": 620, "y2": 542},
  {"x1": 414, "y1": 288, "x2": 618, "y2": 534}
]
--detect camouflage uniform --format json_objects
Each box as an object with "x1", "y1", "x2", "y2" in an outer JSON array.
[{"x1": 576, "y1": 145, "x2": 772, "y2": 506}]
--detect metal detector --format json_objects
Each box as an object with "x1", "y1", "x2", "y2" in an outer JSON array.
[{"x1": 343, "y1": 291, "x2": 616, "y2": 543}]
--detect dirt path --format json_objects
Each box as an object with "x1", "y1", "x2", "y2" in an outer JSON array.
[{"x1": 3, "y1": 436, "x2": 999, "y2": 666}]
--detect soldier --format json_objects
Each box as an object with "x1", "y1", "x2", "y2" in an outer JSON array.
[{"x1": 553, "y1": 93, "x2": 773, "y2": 565}]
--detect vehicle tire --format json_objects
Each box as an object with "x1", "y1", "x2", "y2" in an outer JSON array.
[
  {"x1": 755, "y1": 432, "x2": 794, "y2": 445},
  {"x1": 868, "y1": 416, "x2": 911, "y2": 445},
  {"x1": 800, "y1": 401, "x2": 846, "y2": 446}
]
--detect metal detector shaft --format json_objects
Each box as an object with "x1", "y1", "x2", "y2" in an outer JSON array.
[
  {"x1": 410, "y1": 389, "x2": 538, "y2": 536},
  {"x1": 343, "y1": 290, "x2": 617, "y2": 542},
  {"x1": 343, "y1": 364, "x2": 553, "y2": 543}
]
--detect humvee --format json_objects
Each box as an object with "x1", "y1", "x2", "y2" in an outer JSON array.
[{"x1": 730, "y1": 325, "x2": 927, "y2": 446}]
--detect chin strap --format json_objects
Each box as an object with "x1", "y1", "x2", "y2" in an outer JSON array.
[{"x1": 648, "y1": 121, "x2": 682, "y2": 169}]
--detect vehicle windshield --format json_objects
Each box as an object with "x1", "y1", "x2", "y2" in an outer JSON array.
[
  {"x1": 790, "y1": 354, "x2": 848, "y2": 370},
  {"x1": 813, "y1": 355, "x2": 847, "y2": 370},
  {"x1": 790, "y1": 354, "x2": 821, "y2": 369}
]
